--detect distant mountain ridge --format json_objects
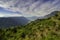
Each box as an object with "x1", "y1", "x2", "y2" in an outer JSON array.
[
  {"x1": 0, "y1": 17, "x2": 29, "y2": 28},
  {"x1": 0, "y1": 11, "x2": 59, "y2": 28},
  {"x1": 27, "y1": 11, "x2": 59, "y2": 21},
  {"x1": 43, "y1": 11, "x2": 59, "y2": 18},
  {"x1": 37, "y1": 11, "x2": 59, "y2": 19}
]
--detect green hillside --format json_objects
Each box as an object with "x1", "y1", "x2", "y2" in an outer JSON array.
[{"x1": 0, "y1": 11, "x2": 60, "y2": 40}]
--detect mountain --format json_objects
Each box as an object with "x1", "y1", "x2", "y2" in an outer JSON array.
[
  {"x1": 0, "y1": 17, "x2": 29, "y2": 28},
  {"x1": 27, "y1": 11, "x2": 59, "y2": 21},
  {"x1": 0, "y1": 11, "x2": 60, "y2": 40},
  {"x1": 43, "y1": 11, "x2": 59, "y2": 18},
  {"x1": 37, "y1": 11, "x2": 59, "y2": 19},
  {"x1": 27, "y1": 16, "x2": 38, "y2": 21}
]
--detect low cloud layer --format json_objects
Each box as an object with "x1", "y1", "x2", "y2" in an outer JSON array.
[
  {"x1": 0, "y1": 0, "x2": 60, "y2": 17},
  {"x1": 0, "y1": 13, "x2": 22, "y2": 17}
]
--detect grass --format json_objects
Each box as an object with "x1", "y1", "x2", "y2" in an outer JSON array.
[{"x1": 0, "y1": 11, "x2": 60, "y2": 40}]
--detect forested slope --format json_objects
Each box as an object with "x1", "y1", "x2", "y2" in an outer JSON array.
[{"x1": 0, "y1": 11, "x2": 60, "y2": 40}]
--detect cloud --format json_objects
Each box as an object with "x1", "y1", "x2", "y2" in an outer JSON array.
[
  {"x1": 0, "y1": 0, "x2": 60, "y2": 17},
  {"x1": 0, "y1": 13, "x2": 22, "y2": 17}
]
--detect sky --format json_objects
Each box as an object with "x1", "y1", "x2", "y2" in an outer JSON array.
[{"x1": 0, "y1": 0, "x2": 60, "y2": 17}]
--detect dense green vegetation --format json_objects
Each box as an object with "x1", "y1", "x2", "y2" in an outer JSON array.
[{"x1": 0, "y1": 11, "x2": 60, "y2": 40}]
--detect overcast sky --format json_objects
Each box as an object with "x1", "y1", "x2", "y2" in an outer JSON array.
[{"x1": 0, "y1": 0, "x2": 60, "y2": 17}]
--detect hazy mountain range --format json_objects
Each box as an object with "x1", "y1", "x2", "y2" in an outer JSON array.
[
  {"x1": 0, "y1": 17, "x2": 29, "y2": 28},
  {"x1": 0, "y1": 11, "x2": 59, "y2": 28}
]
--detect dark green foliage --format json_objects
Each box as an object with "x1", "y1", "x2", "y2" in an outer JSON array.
[{"x1": 0, "y1": 11, "x2": 60, "y2": 40}]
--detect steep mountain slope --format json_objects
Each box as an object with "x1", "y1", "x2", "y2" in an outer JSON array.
[
  {"x1": 0, "y1": 11, "x2": 60, "y2": 40},
  {"x1": 0, "y1": 17, "x2": 29, "y2": 28}
]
